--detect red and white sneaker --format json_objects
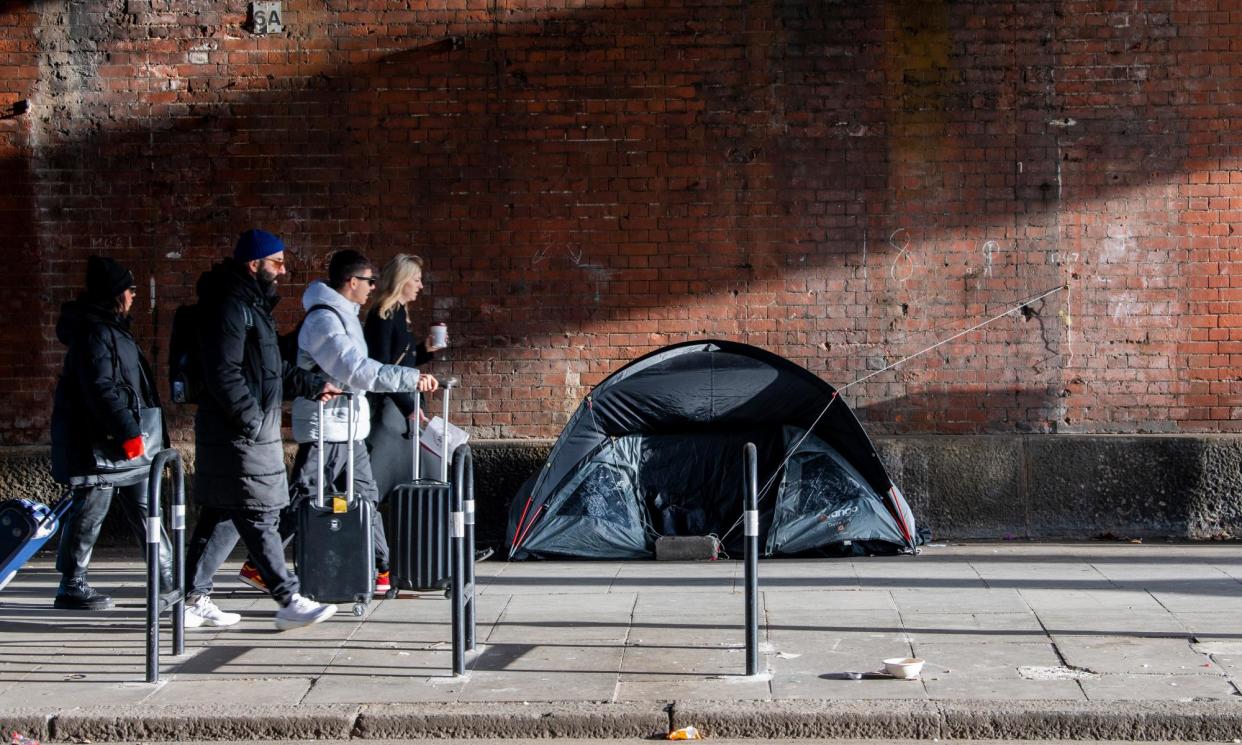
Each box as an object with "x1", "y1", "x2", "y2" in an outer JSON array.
[
  {"x1": 238, "y1": 562, "x2": 269, "y2": 593},
  {"x1": 374, "y1": 571, "x2": 391, "y2": 595}
]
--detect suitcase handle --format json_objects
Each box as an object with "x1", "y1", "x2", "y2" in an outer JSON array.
[
  {"x1": 412, "y1": 377, "x2": 459, "y2": 483},
  {"x1": 439, "y1": 378, "x2": 457, "y2": 483},
  {"x1": 316, "y1": 390, "x2": 356, "y2": 510}
]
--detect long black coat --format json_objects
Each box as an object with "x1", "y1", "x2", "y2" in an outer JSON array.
[
  {"x1": 193, "y1": 260, "x2": 323, "y2": 510},
  {"x1": 50, "y1": 300, "x2": 163, "y2": 485}
]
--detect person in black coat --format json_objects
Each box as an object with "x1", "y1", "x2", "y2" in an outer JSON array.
[
  {"x1": 362, "y1": 254, "x2": 443, "y2": 501},
  {"x1": 49, "y1": 256, "x2": 174, "y2": 610},
  {"x1": 182, "y1": 230, "x2": 342, "y2": 631}
]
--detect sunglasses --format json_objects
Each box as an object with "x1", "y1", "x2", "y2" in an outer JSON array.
[
  {"x1": 263, "y1": 257, "x2": 286, "y2": 267},
  {"x1": 352, "y1": 275, "x2": 377, "y2": 286}
]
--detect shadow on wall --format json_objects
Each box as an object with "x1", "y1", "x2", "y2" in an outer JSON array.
[{"x1": 3, "y1": 0, "x2": 1202, "y2": 443}]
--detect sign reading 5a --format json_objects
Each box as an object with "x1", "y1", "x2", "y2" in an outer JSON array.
[{"x1": 250, "y1": 2, "x2": 283, "y2": 34}]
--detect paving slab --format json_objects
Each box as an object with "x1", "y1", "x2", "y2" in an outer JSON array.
[
  {"x1": 891, "y1": 588, "x2": 1030, "y2": 614},
  {"x1": 143, "y1": 677, "x2": 314, "y2": 705},
  {"x1": 1176, "y1": 612, "x2": 1242, "y2": 639},
  {"x1": 761, "y1": 589, "x2": 895, "y2": 613},
  {"x1": 910, "y1": 641, "x2": 1063, "y2": 678},
  {"x1": 1053, "y1": 635, "x2": 1214, "y2": 674},
  {"x1": 1080, "y1": 672, "x2": 1238, "y2": 701},
  {"x1": 461, "y1": 670, "x2": 620, "y2": 702},
  {"x1": 921, "y1": 675, "x2": 1087, "y2": 700},
  {"x1": 1038, "y1": 611, "x2": 1188, "y2": 637},
  {"x1": 768, "y1": 669, "x2": 930, "y2": 700},
  {"x1": 0, "y1": 680, "x2": 159, "y2": 707},
  {"x1": 901, "y1": 611, "x2": 1048, "y2": 643}
]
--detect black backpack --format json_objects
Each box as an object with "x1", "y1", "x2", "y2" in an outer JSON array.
[
  {"x1": 279, "y1": 303, "x2": 346, "y2": 367},
  {"x1": 169, "y1": 302, "x2": 254, "y2": 405}
]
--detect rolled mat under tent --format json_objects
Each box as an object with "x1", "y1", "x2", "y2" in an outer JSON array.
[{"x1": 507, "y1": 340, "x2": 925, "y2": 560}]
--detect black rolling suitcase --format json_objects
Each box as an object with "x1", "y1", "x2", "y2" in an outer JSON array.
[
  {"x1": 296, "y1": 392, "x2": 375, "y2": 616},
  {"x1": 387, "y1": 381, "x2": 456, "y2": 592}
]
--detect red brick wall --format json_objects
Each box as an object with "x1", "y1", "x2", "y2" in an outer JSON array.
[{"x1": 0, "y1": 0, "x2": 1238, "y2": 444}]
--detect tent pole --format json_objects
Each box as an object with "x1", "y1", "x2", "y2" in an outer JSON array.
[{"x1": 743, "y1": 442, "x2": 759, "y2": 677}]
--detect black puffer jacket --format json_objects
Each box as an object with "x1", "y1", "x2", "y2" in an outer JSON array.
[
  {"x1": 50, "y1": 300, "x2": 163, "y2": 485},
  {"x1": 193, "y1": 260, "x2": 323, "y2": 510}
]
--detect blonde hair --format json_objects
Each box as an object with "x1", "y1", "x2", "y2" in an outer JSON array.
[{"x1": 374, "y1": 254, "x2": 425, "y2": 320}]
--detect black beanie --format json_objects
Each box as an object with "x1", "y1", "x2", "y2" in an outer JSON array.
[{"x1": 85, "y1": 256, "x2": 135, "y2": 303}]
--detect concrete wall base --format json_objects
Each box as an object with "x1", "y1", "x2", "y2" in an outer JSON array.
[{"x1": 3, "y1": 434, "x2": 1239, "y2": 549}]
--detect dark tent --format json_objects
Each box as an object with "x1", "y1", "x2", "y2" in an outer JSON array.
[{"x1": 507, "y1": 340, "x2": 922, "y2": 560}]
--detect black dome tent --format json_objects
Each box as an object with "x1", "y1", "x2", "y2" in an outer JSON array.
[{"x1": 507, "y1": 340, "x2": 923, "y2": 560}]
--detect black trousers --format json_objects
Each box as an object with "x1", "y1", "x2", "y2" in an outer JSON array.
[
  {"x1": 56, "y1": 480, "x2": 174, "y2": 587},
  {"x1": 185, "y1": 506, "x2": 299, "y2": 605}
]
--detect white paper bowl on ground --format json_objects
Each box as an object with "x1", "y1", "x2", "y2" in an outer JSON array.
[{"x1": 883, "y1": 657, "x2": 925, "y2": 679}]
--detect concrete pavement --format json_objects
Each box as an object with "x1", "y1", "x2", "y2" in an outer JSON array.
[{"x1": 2, "y1": 543, "x2": 1242, "y2": 741}]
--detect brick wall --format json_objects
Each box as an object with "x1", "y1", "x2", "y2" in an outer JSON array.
[{"x1": 0, "y1": 0, "x2": 1238, "y2": 444}]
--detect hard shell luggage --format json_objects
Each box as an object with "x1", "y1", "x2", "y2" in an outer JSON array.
[
  {"x1": 295, "y1": 392, "x2": 374, "y2": 616},
  {"x1": 386, "y1": 382, "x2": 455, "y2": 592},
  {"x1": 0, "y1": 495, "x2": 74, "y2": 592}
]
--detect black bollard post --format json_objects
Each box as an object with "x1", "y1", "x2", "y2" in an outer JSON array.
[
  {"x1": 169, "y1": 453, "x2": 186, "y2": 656},
  {"x1": 743, "y1": 442, "x2": 759, "y2": 676},
  {"x1": 450, "y1": 446, "x2": 467, "y2": 676},
  {"x1": 145, "y1": 463, "x2": 161, "y2": 684},
  {"x1": 462, "y1": 446, "x2": 476, "y2": 651},
  {"x1": 146, "y1": 449, "x2": 185, "y2": 683}
]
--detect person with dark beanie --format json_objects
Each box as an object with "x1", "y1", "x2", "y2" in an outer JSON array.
[
  {"x1": 181, "y1": 229, "x2": 342, "y2": 630},
  {"x1": 49, "y1": 256, "x2": 177, "y2": 610}
]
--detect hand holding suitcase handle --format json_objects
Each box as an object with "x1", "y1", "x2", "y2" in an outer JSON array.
[{"x1": 316, "y1": 391, "x2": 356, "y2": 511}]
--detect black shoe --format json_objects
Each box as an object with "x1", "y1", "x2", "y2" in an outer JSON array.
[{"x1": 54, "y1": 578, "x2": 115, "y2": 611}]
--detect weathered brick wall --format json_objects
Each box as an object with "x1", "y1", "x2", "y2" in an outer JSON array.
[{"x1": 0, "y1": 0, "x2": 1238, "y2": 445}]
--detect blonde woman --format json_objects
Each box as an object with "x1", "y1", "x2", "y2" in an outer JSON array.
[{"x1": 363, "y1": 254, "x2": 445, "y2": 502}]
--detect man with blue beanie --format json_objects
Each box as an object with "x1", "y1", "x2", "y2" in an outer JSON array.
[{"x1": 182, "y1": 229, "x2": 342, "y2": 630}]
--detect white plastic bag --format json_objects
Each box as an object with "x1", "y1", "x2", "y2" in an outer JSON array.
[{"x1": 421, "y1": 415, "x2": 469, "y2": 463}]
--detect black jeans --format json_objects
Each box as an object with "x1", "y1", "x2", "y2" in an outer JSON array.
[
  {"x1": 57, "y1": 480, "x2": 174, "y2": 588},
  {"x1": 185, "y1": 506, "x2": 298, "y2": 605}
]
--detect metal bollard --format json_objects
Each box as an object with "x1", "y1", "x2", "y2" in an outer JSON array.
[
  {"x1": 449, "y1": 445, "x2": 476, "y2": 676},
  {"x1": 461, "y1": 446, "x2": 477, "y2": 651},
  {"x1": 146, "y1": 449, "x2": 186, "y2": 684},
  {"x1": 743, "y1": 442, "x2": 759, "y2": 676}
]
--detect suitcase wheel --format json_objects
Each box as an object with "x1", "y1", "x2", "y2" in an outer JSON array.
[
  {"x1": 384, "y1": 587, "x2": 399, "y2": 599},
  {"x1": 352, "y1": 602, "x2": 366, "y2": 617}
]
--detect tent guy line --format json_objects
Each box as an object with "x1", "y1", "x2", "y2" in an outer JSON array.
[
  {"x1": 839, "y1": 283, "x2": 1069, "y2": 395},
  {"x1": 718, "y1": 283, "x2": 1070, "y2": 546}
]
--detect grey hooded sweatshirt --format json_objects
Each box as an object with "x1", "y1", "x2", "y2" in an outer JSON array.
[{"x1": 291, "y1": 280, "x2": 422, "y2": 443}]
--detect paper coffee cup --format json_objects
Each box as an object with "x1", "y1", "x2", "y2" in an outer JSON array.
[{"x1": 430, "y1": 323, "x2": 448, "y2": 348}]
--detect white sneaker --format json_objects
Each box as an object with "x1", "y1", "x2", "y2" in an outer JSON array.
[
  {"x1": 274, "y1": 594, "x2": 337, "y2": 631},
  {"x1": 184, "y1": 594, "x2": 242, "y2": 628}
]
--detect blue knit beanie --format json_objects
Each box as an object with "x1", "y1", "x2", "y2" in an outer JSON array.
[{"x1": 234, "y1": 229, "x2": 284, "y2": 261}]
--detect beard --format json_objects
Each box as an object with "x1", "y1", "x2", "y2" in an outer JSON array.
[{"x1": 257, "y1": 265, "x2": 279, "y2": 292}]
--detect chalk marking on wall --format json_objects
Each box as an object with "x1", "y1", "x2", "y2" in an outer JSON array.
[
  {"x1": 531, "y1": 247, "x2": 548, "y2": 266},
  {"x1": 567, "y1": 246, "x2": 584, "y2": 265},
  {"x1": 861, "y1": 227, "x2": 868, "y2": 284},
  {"x1": 888, "y1": 228, "x2": 914, "y2": 282},
  {"x1": 982, "y1": 240, "x2": 1000, "y2": 278},
  {"x1": 1059, "y1": 281, "x2": 1074, "y2": 367}
]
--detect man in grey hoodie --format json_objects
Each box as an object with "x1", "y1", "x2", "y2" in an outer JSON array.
[{"x1": 236, "y1": 250, "x2": 437, "y2": 596}]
